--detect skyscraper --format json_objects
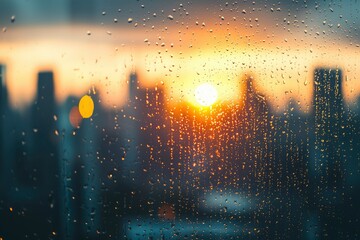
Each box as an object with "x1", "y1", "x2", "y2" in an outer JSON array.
[
  {"x1": 31, "y1": 71, "x2": 60, "y2": 237},
  {"x1": 79, "y1": 91, "x2": 101, "y2": 238},
  {"x1": 58, "y1": 96, "x2": 82, "y2": 239},
  {"x1": 123, "y1": 72, "x2": 146, "y2": 186},
  {"x1": 140, "y1": 84, "x2": 168, "y2": 194},
  {"x1": 0, "y1": 64, "x2": 4, "y2": 153},
  {"x1": 0, "y1": 64, "x2": 7, "y2": 197},
  {"x1": 311, "y1": 68, "x2": 346, "y2": 239},
  {"x1": 312, "y1": 68, "x2": 344, "y2": 192},
  {"x1": 32, "y1": 72, "x2": 58, "y2": 186},
  {"x1": 238, "y1": 76, "x2": 270, "y2": 193}
]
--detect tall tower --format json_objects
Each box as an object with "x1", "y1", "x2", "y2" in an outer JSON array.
[
  {"x1": 33, "y1": 72, "x2": 57, "y2": 178},
  {"x1": 58, "y1": 96, "x2": 82, "y2": 239},
  {"x1": 239, "y1": 76, "x2": 270, "y2": 193},
  {"x1": 0, "y1": 65, "x2": 7, "y2": 196},
  {"x1": 123, "y1": 72, "x2": 146, "y2": 185},
  {"x1": 0, "y1": 65, "x2": 5, "y2": 158},
  {"x1": 0, "y1": 65, "x2": 6, "y2": 139},
  {"x1": 312, "y1": 68, "x2": 344, "y2": 192},
  {"x1": 31, "y1": 71, "x2": 60, "y2": 236},
  {"x1": 79, "y1": 92, "x2": 101, "y2": 238}
]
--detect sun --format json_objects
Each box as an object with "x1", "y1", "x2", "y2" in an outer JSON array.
[{"x1": 195, "y1": 83, "x2": 218, "y2": 106}]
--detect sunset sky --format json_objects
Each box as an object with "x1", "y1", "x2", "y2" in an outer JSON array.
[{"x1": 0, "y1": 0, "x2": 359, "y2": 111}]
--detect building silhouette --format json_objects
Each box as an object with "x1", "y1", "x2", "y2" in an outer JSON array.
[
  {"x1": 312, "y1": 68, "x2": 345, "y2": 194},
  {"x1": 311, "y1": 68, "x2": 347, "y2": 239},
  {"x1": 79, "y1": 91, "x2": 102, "y2": 238},
  {"x1": 31, "y1": 71, "x2": 60, "y2": 238},
  {"x1": 0, "y1": 65, "x2": 5, "y2": 154},
  {"x1": 0, "y1": 71, "x2": 62, "y2": 239},
  {"x1": 140, "y1": 84, "x2": 168, "y2": 193},
  {"x1": 58, "y1": 96, "x2": 83, "y2": 239},
  {"x1": 0, "y1": 64, "x2": 7, "y2": 197},
  {"x1": 32, "y1": 71, "x2": 58, "y2": 190},
  {"x1": 122, "y1": 72, "x2": 147, "y2": 186},
  {"x1": 0, "y1": 65, "x2": 359, "y2": 239},
  {"x1": 267, "y1": 99, "x2": 310, "y2": 239},
  {"x1": 238, "y1": 75, "x2": 270, "y2": 194}
]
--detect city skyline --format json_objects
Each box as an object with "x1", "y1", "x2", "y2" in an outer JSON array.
[
  {"x1": 1, "y1": 64, "x2": 359, "y2": 239},
  {"x1": 1, "y1": 56, "x2": 360, "y2": 114}
]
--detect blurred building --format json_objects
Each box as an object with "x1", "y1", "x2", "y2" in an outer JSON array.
[
  {"x1": 79, "y1": 92, "x2": 102, "y2": 238},
  {"x1": 237, "y1": 76, "x2": 270, "y2": 194},
  {"x1": 140, "y1": 84, "x2": 168, "y2": 193},
  {"x1": 1, "y1": 62, "x2": 359, "y2": 239},
  {"x1": 1, "y1": 71, "x2": 62, "y2": 239},
  {"x1": 58, "y1": 96, "x2": 82, "y2": 239},
  {"x1": 0, "y1": 65, "x2": 5, "y2": 153},
  {"x1": 0, "y1": 64, "x2": 7, "y2": 196},
  {"x1": 32, "y1": 71, "x2": 59, "y2": 193},
  {"x1": 267, "y1": 99, "x2": 310, "y2": 239},
  {"x1": 312, "y1": 68, "x2": 345, "y2": 194},
  {"x1": 311, "y1": 68, "x2": 346, "y2": 239},
  {"x1": 31, "y1": 71, "x2": 61, "y2": 237},
  {"x1": 122, "y1": 72, "x2": 147, "y2": 186}
]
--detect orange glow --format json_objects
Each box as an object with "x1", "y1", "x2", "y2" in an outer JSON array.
[
  {"x1": 158, "y1": 203, "x2": 175, "y2": 220},
  {"x1": 69, "y1": 106, "x2": 82, "y2": 128},
  {"x1": 0, "y1": 25, "x2": 359, "y2": 112}
]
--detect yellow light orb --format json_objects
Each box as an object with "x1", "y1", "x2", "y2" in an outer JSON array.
[
  {"x1": 79, "y1": 95, "x2": 94, "y2": 118},
  {"x1": 195, "y1": 83, "x2": 218, "y2": 106}
]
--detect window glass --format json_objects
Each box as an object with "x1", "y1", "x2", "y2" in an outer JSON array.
[{"x1": 0, "y1": 1, "x2": 359, "y2": 239}]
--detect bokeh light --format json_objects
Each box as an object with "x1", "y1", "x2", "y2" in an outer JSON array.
[
  {"x1": 69, "y1": 106, "x2": 82, "y2": 128},
  {"x1": 78, "y1": 95, "x2": 94, "y2": 119}
]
